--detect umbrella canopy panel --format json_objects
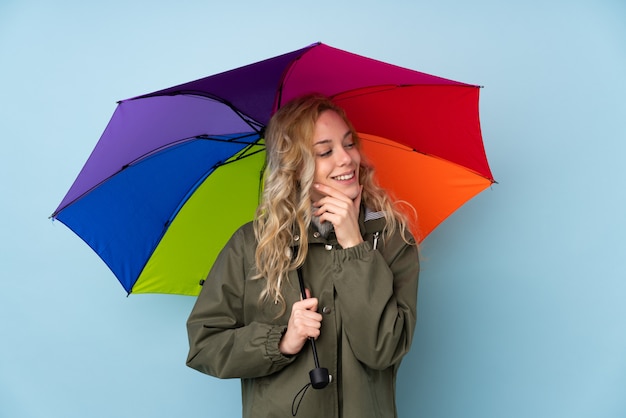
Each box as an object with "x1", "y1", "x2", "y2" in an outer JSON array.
[{"x1": 359, "y1": 134, "x2": 492, "y2": 239}]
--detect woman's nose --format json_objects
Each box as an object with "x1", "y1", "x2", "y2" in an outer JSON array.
[{"x1": 335, "y1": 147, "x2": 351, "y2": 165}]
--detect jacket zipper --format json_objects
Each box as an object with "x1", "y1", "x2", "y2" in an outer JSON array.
[{"x1": 372, "y1": 231, "x2": 380, "y2": 250}]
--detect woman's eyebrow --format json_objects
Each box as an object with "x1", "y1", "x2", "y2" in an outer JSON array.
[
  {"x1": 313, "y1": 131, "x2": 352, "y2": 147},
  {"x1": 313, "y1": 139, "x2": 332, "y2": 147}
]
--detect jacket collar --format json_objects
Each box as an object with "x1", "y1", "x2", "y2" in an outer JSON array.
[{"x1": 294, "y1": 206, "x2": 386, "y2": 246}]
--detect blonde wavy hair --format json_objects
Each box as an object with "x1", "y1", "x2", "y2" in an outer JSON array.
[{"x1": 253, "y1": 94, "x2": 413, "y2": 309}]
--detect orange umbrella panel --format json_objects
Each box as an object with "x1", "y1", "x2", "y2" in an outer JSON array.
[{"x1": 359, "y1": 134, "x2": 493, "y2": 241}]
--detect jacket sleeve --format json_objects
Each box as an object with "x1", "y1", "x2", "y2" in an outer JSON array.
[
  {"x1": 186, "y1": 226, "x2": 296, "y2": 379},
  {"x1": 332, "y1": 232, "x2": 419, "y2": 370}
]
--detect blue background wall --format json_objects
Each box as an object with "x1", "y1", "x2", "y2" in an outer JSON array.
[{"x1": 1, "y1": 1, "x2": 625, "y2": 417}]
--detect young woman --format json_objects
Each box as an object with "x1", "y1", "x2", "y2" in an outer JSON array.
[{"x1": 186, "y1": 94, "x2": 420, "y2": 418}]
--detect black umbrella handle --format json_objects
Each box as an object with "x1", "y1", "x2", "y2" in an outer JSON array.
[{"x1": 294, "y1": 249, "x2": 330, "y2": 390}]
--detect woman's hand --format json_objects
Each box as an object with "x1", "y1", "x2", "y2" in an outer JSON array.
[
  {"x1": 279, "y1": 289, "x2": 323, "y2": 355},
  {"x1": 313, "y1": 183, "x2": 364, "y2": 248}
]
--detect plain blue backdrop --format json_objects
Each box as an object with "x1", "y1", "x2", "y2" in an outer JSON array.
[{"x1": 1, "y1": 1, "x2": 625, "y2": 417}]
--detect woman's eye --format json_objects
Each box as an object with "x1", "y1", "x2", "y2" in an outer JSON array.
[
  {"x1": 344, "y1": 142, "x2": 355, "y2": 149},
  {"x1": 318, "y1": 150, "x2": 332, "y2": 157}
]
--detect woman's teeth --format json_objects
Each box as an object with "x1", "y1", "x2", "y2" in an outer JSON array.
[{"x1": 333, "y1": 172, "x2": 354, "y2": 181}]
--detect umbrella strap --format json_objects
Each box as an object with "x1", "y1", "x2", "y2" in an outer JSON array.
[{"x1": 291, "y1": 382, "x2": 311, "y2": 416}]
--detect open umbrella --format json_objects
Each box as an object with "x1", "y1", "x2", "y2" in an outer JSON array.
[{"x1": 51, "y1": 42, "x2": 495, "y2": 296}]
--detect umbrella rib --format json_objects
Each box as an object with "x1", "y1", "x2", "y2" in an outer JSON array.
[
  {"x1": 213, "y1": 147, "x2": 265, "y2": 168},
  {"x1": 332, "y1": 83, "x2": 481, "y2": 103},
  {"x1": 273, "y1": 45, "x2": 316, "y2": 110},
  {"x1": 163, "y1": 146, "x2": 266, "y2": 230},
  {"x1": 124, "y1": 132, "x2": 260, "y2": 168},
  {"x1": 331, "y1": 84, "x2": 404, "y2": 101},
  {"x1": 50, "y1": 134, "x2": 263, "y2": 218},
  {"x1": 196, "y1": 133, "x2": 260, "y2": 145},
  {"x1": 360, "y1": 135, "x2": 496, "y2": 182},
  {"x1": 359, "y1": 135, "x2": 413, "y2": 151},
  {"x1": 125, "y1": 91, "x2": 265, "y2": 135}
]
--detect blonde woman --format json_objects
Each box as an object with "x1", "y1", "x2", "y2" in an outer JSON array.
[{"x1": 186, "y1": 94, "x2": 419, "y2": 418}]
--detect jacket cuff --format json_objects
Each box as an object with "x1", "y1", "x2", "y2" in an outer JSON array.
[
  {"x1": 335, "y1": 240, "x2": 373, "y2": 262},
  {"x1": 265, "y1": 325, "x2": 295, "y2": 365}
]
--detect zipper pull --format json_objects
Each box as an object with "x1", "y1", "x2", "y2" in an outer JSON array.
[{"x1": 372, "y1": 232, "x2": 380, "y2": 250}]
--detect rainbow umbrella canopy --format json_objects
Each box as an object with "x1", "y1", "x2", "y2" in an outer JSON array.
[{"x1": 51, "y1": 42, "x2": 495, "y2": 296}]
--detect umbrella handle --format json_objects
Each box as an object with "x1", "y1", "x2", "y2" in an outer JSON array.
[{"x1": 295, "y1": 248, "x2": 330, "y2": 390}]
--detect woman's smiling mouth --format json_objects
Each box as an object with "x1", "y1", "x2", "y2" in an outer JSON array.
[{"x1": 332, "y1": 172, "x2": 355, "y2": 181}]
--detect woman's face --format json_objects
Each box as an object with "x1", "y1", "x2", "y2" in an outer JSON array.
[{"x1": 310, "y1": 110, "x2": 361, "y2": 202}]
